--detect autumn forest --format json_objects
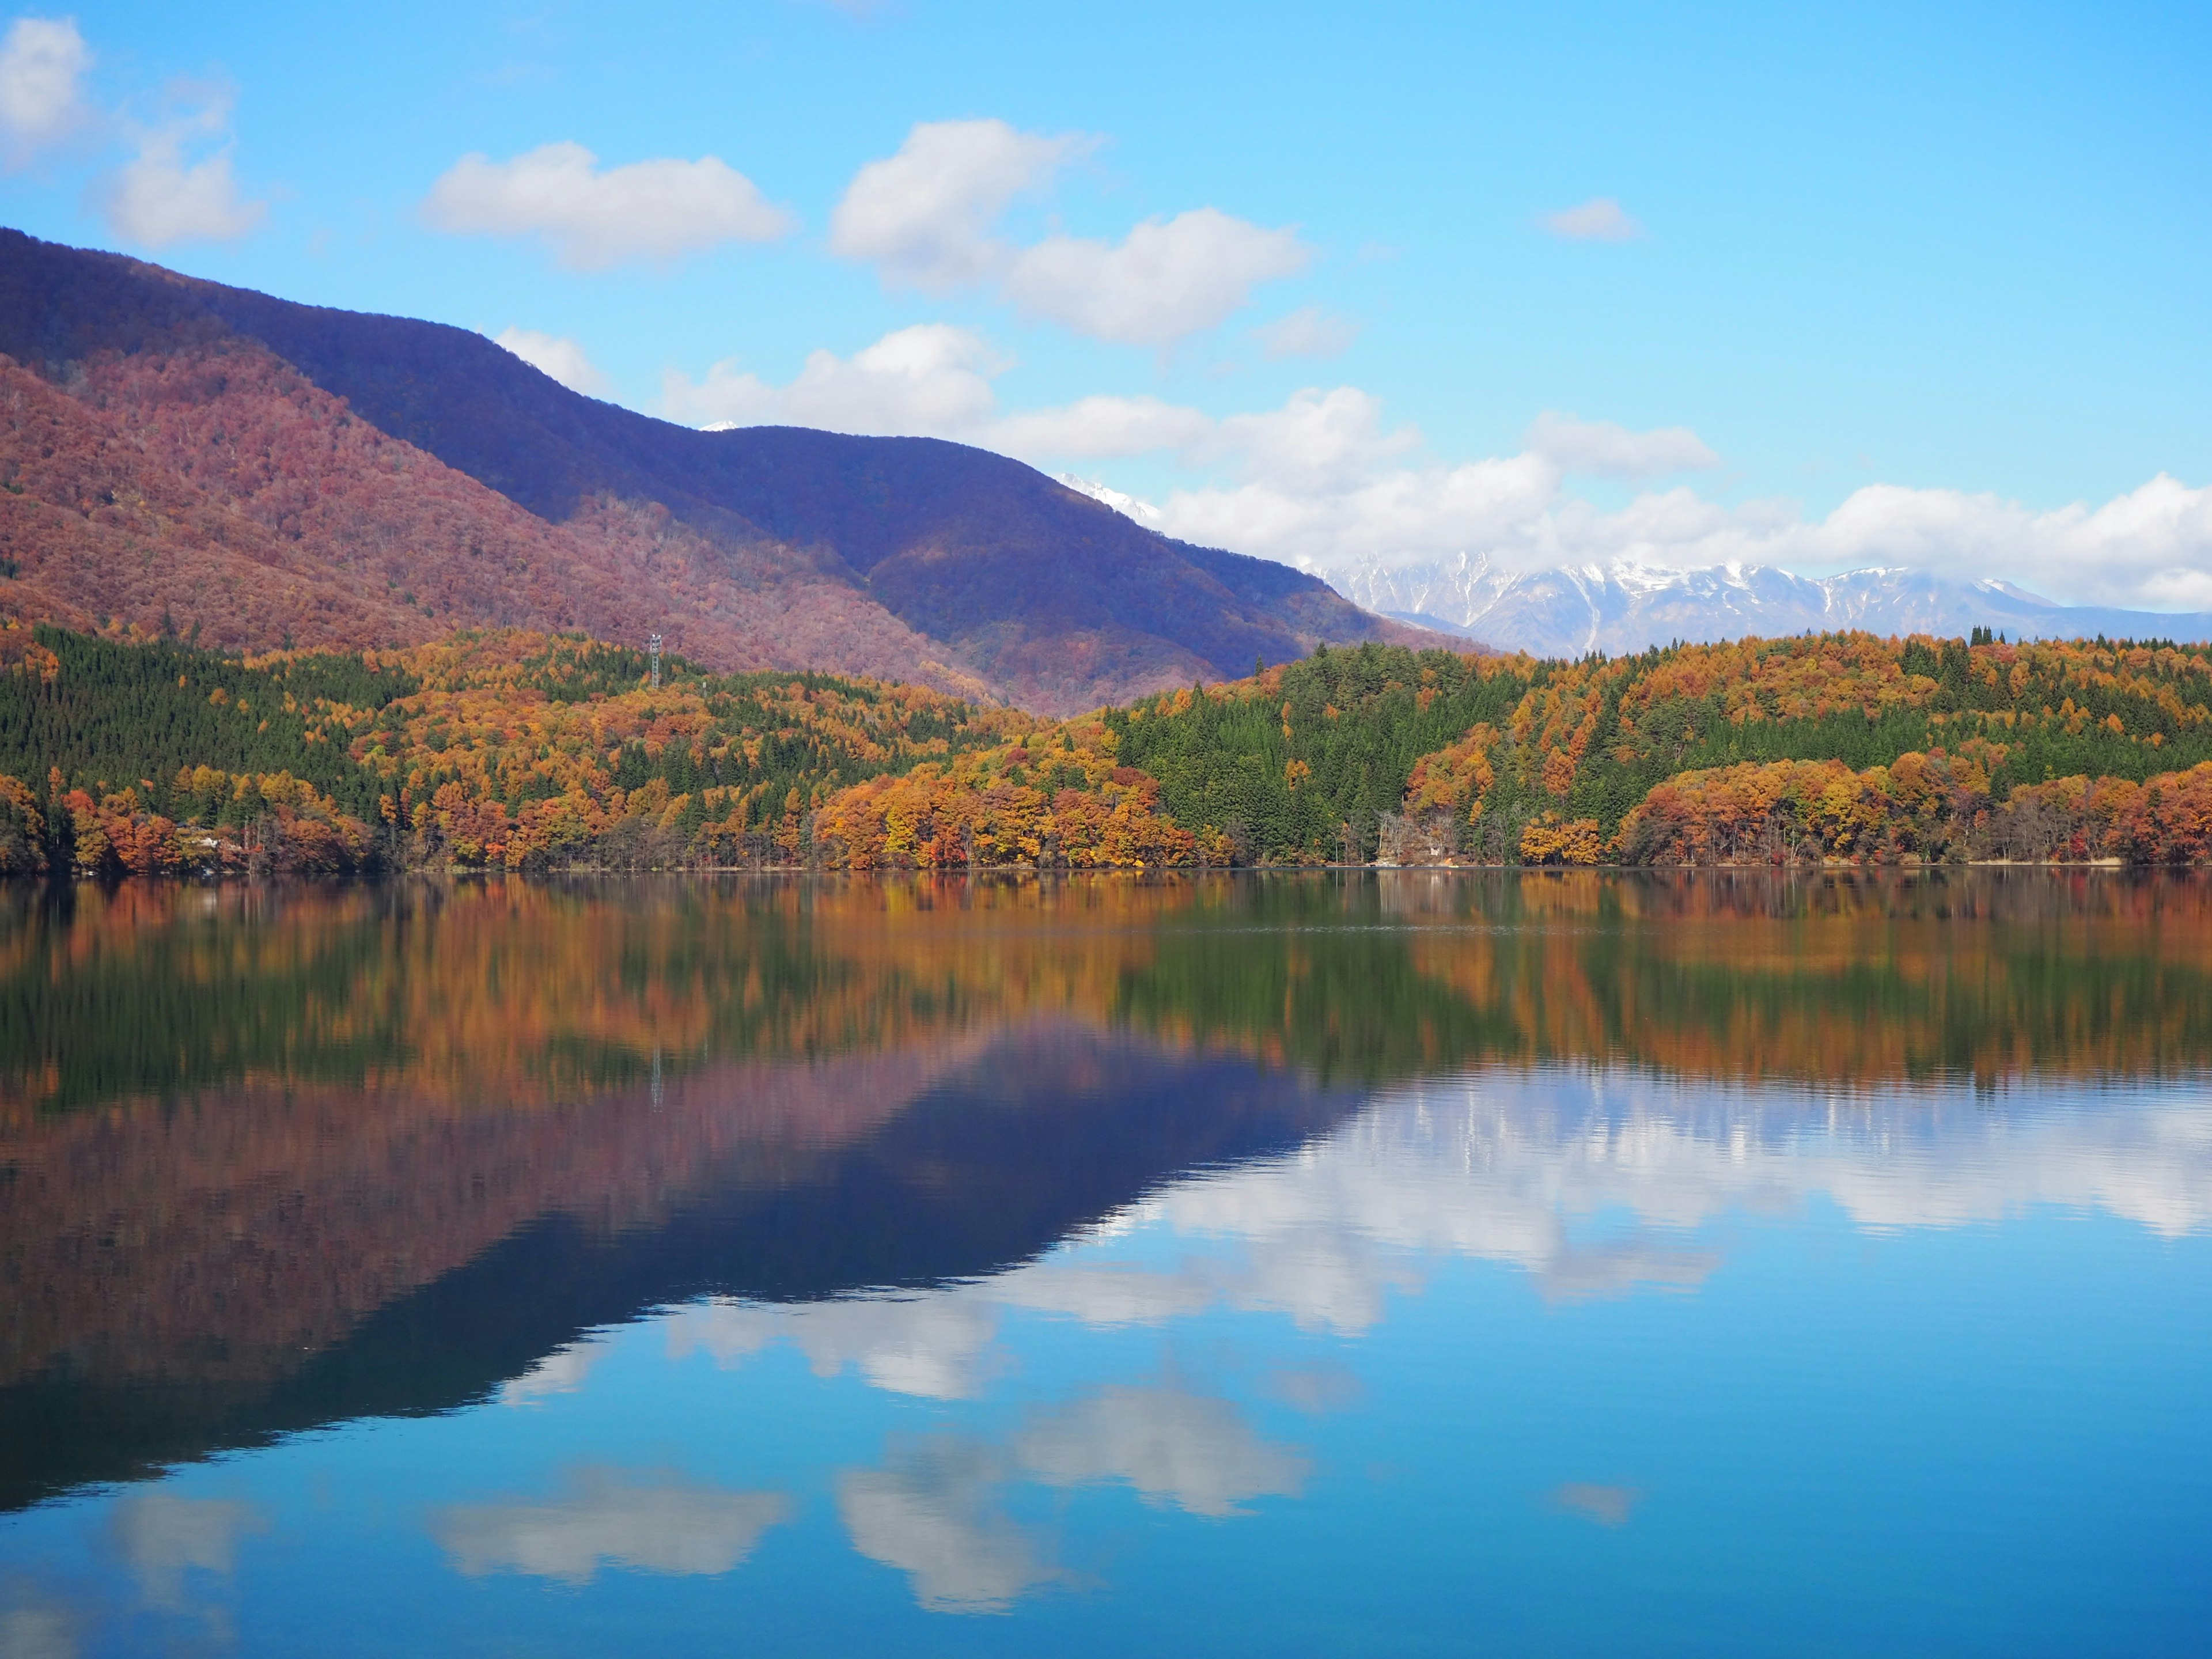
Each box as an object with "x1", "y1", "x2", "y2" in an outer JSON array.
[{"x1": 7, "y1": 618, "x2": 2212, "y2": 876}]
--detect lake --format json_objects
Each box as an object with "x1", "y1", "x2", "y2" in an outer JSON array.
[{"x1": 2, "y1": 872, "x2": 2208, "y2": 1656}]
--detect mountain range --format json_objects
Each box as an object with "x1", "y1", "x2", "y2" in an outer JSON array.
[
  {"x1": 0, "y1": 229, "x2": 1437, "y2": 715},
  {"x1": 1322, "y1": 552, "x2": 2212, "y2": 658}
]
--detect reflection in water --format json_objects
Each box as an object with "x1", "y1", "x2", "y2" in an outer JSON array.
[
  {"x1": 838, "y1": 1436, "x2": 1069, "y2": 1615},
  {"x1": 2, "y1": 873, "x2": 2209, "y2": 1653},
  {"x1": 1015, "y1": 1384, "x2": 1309, "y2": 1518},
  {"x1": 1551, "y1": 1484, "x2": 1639, "y2": 1527},
  {"x1": 498, "y1": 1343, "x2": 604, "y2": 1407},
  {"x1": 0, "y1": 1600, "x2": 73, "y2": 1659},
  {"x1": 110, "y1": 1494, "x2": 266, "y2": 1611},
  {"x1": 431, "y1": 1471, "x2": 789, "y2": 1585}
]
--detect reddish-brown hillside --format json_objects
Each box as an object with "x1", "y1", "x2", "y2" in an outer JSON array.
[{"x1": 0, "y1": 230, "x2": 1446, "y2": 712}]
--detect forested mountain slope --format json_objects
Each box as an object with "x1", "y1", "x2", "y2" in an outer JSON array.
[
  {"x1": 0, "y1": 623, "x2": 1016, "y2": 874},
  {"x1": 0, "y1": 229, "x2": 1434, "y2": 713},
  {"x1": 9, "y1": 622, "x2": 2212, "y2": 875},
  {"x1": 813, "y1": 631, "x2": 2212, "y2": 868}
]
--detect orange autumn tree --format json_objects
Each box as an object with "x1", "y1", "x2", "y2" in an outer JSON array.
[{"x1": 812, "y1": 718, "x2": 1201, "y2": 870}]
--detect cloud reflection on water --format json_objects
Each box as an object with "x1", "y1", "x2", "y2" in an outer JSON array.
[
  {"x1": 431, "y1": 1470, "x2": 789, "y2": 1584},
  {"x1": 568, "y1": 1068, "x2": 2212, "y2": 1615},
  {"x1": 1015, "y1": 1384, "x2": 1309, "y2": 1518},
  {"x1": 666, "y1": 1070, "x2": 2212, "y2": 1424},
  {"x1": 837, "y1": 1438, "x2": 1066, "y2": 1615},
  {"x1": 1551, "y1": 1483, "x2": 1639, "y2": 1527},
  {"x1": 834, "y1": 1382, "x2": 1309, "y2": 1613},
  {"x1": 108, "y1": 1493, "x2": 267, "y2": 1612}
]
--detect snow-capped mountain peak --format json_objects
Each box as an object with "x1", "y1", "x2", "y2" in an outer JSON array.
[
  {"x1": 1058, "y1": 474, "x2": 1164, "y2": 529},
  {"x1": 1316, "y1": 552, "x2": 2212, "y2": 656}
]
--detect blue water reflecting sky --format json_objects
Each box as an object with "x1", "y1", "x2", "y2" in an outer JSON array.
[{"x1": 6, "y1": 1060, "x2": 2209, "y2": 1658}]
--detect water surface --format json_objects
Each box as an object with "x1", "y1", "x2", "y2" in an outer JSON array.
[{"x1": 2, "y1": 873, "x2": 2207, "y2": 1655}]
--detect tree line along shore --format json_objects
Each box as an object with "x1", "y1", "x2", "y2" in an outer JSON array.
[{"x1": 6, "y1": 619, "x2": 2212, "y2": 877}]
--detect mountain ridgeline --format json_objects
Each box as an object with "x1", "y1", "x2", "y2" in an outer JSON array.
[
  {"x1": 10, "y1": 621, "x2": 2212, "y2": 874},
  {"x1": 1330, "y1": 552, "x2": 2212, "y2": 658},
  {"x1": 0, "y1": 228, "x2": 1437, "y2": 716}
]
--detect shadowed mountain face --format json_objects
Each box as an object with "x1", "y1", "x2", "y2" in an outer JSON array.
[{"x1": 0, "y1": 230, "x2": 1441, "y2": 713}]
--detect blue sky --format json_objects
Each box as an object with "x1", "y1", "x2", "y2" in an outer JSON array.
[{"x1": 2, "y1": 1, "x2": 2207, "y2": 603}]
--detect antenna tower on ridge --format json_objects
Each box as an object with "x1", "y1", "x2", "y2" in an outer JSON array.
[{"x1": 649, "y1": 633, "x2": 662, "y2": 690}]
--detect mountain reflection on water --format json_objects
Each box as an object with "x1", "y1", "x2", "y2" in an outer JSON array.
[{"x1": 2, "y1": 873, "x2": 2209, "y2": 1655}]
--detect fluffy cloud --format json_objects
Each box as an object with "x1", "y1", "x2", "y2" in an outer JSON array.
[
  {"x1": 1543, "y1": 196, "x2": 1642, "y2": 241},
  {"x1": 433, "y1": 1470, "x2": 788, "y2": 1584},
  {"x1": 494, "y1": 328, "x2": 609, "y2": 397},
  {"x1": 989, "y1": 394, "x2": 1211, "y2": 460},
  {"x1": 0, "y1": 14, "x2": 89, "y2": 165},
  {"x1": 832, "y1": 120, "x2": 1305, "y2": 345},
  {"x1": 667, "y1": 1291, "x2": 1002, "y2": 1399},
  {"x1": 101, "y1": 93, "x2": 266, "y2": 246},
  {"x1": 498, "y1": 1337, "x2": 604, "y2": 1403},
  {"x1": 425, "y1": 142, "x2": 791, "y2": 268},
  {"x1": 828, "y1": 117, "x2": 1083, "y2": 290},
  {"x1": 1015, "y1": 1385, "x2": 1309, "y2": 1518},
  {"x1": 664, "y1": 323, "x2": 1006, "y2": 438},
  {"x1": 1210, "y1": 385, "x2": 1421, "y2": 492},
  {"x1": 1255, "y1": 305, "x2": 1358, "y2": 360},
  {"x1": 1525, "y1": 411, "x2": 1718, "y2": 478},
  {"x1": 1004, "y1": 208, "x2": 1310, "y2": 348},
  {"x1": 664, "y1": 327, "x2": 1217, "y2": 465},
  {"x1": 110, "y1": 1494, "x2": 266, "y2": 1611},
  {"x1": 992, "y1": 1263, "x2": 1217, "y2": 1325},
  {"x1": 662, "y1": 322, "x2": 2212, "y2": 609},
  {"x1": 838, "y1": 1437, "x2": 1062, "y2": 1613},
  {"x1": 1112, "y1": 394, "x2": 2212, "y2": 611}
]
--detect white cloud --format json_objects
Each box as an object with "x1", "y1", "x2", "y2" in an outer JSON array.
[
  {"x1": 424, "y1": 142, "x2": 791, "y2": 268},
  {"x1": 433, "y1": 1470, "x2": 789, "y2": 1584},
  {"x1": 100, "y1": 93, "x2": 266, "y2": 247},
  {"x1": 658, "y1": 321, "x2": 2212, "y2": 611},
  {"x1": 0, "y1": 15, "x2": 89, "y2": 165},
  {"x1": 838, "y1": 1437, "x2": 1063, "y2": 1613},
  {"x1": 493, "y1": 328, "x2": 609, "y2": 397},
  {"x1": 990, "y1": 394, "x2": 1211, "y2": 460},
  {"x1": 829, "y1": 117, "x2": 1084, "y2": 290},
  {"x1": 832, "y1": 121, "x2": 1305, "y2": 345},
  {"x1": 1211, "y1": 385, "x2": 1421, "y2": 492},
  {"x1": 666, "y1": 1292, "x2": 1002, "y2": 1399},
  {"x1": 1005, "y1": 208, "x2": 1309, "y2": 347},
  {"x1": 1103, "y1": 384, "x2": 2212, "y2": 610},
  {"x1": 498, "y1": 1337, "x2": 604, "y2": 1403},
  {"x1": 1014, "y1": 1385, "x2": 1309, "y2": 1517},
  {"x1": 664, "y1": 327, "x2": 1213, "y2": 464},
  {"x1": 1543, "y1": 196, "x2": 1642, "y2": 241},
  {"x1": 665, "y1": 323, "x2": 1006, "y2": 438},
  {"x1": 109, "y1": 1494, "x2": 266, "y2": 1612},
  {"x1": 991, "y1": 1263, "x2": 1216, "y2": 1325},
  {"x1": 1526, "y1": 412, "x2": 1718, "y2": 478},
  {"x1": 1255, "y1": 305, "x2": 1358, "y2": 360},
  {"x1": 0, "y1": 1601, "x2": 74, "y2": 1659}
]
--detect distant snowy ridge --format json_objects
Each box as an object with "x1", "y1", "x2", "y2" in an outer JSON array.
[
  {"x1": 1057, "y1": 474, "x2": 1164, "y2": 528},
  {"x1": 1319, "y1": 552, "x2": 2212, "y2": 657}
]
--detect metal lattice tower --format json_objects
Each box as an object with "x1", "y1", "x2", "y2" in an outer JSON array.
[{"x1": 649, "y1": 634, "x2": 662, "y2": 690}]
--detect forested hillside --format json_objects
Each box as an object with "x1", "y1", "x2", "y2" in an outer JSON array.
[
  {"x1": 7, "y1": 622, "x2": 2212, "y2": 875},
  {"x1": 0, "y1": 229, "x2": 1438, "y2": 714},
  {"x1": 0, "y1": 623, "x2": 1014, "y2": 874},
  {"x1": 813, "y1": 630, "x2": 2212, "y2": 869}
]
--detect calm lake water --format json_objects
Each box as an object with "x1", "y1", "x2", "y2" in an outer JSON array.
[{"x1": 2, "y1": 872, "x2": 2209, "y2": 1656}]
